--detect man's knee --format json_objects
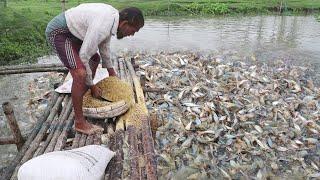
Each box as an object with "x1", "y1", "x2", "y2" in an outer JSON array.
[
  {"x1": 91, "y1": 53, "x2": 101, "y2": 62},
  {"x1": 70, "y1": 68, "x2": 87, "y2": 82}
]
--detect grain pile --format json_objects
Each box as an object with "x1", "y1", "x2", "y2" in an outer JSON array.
[{"x1": 83, "y1": 76, "x2": 134, "y2": 108}]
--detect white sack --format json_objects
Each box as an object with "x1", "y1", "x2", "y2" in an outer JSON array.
[{"x1": 18, "y1": 145, "x2": 115, "y2": 180}]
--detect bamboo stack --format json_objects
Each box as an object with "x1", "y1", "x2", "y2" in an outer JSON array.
[
  {"x1": 2, "y1": 92, "x2": 61, "y2": 180},
  {"x1": 104, "y1": 57, "x2": 157, "y2": 180}
]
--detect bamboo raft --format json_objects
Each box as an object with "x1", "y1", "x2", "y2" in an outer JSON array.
[{"x1": 0, "y1": 57, "x2": 157, "y2": 180}]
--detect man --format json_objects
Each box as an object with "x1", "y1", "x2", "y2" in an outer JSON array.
[{"x1": 45, "y1": 3, "x2": 144, "y2": 135}]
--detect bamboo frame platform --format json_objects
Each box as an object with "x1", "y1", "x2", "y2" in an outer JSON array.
[{"x1": 1, "y1": 58, "x2": 157, "y2": 180}]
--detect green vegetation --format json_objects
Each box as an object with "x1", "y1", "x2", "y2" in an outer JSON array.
[{"x1": 0, "y1": 0, "x2": 320, "y2": 65}]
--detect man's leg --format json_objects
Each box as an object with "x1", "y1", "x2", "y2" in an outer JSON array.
[
  {"x1": 89, "y1": 53, "x2": 100, "y2": 78},
  {"x1": 52, "y1": 32, "x2": 102, "y2": 134},
  {"x1": 71, "y1": 53, "x2": 100, "y2": 133},
  {"x1": 69, "y1": 68, "x2": 97, "y2": 134}
]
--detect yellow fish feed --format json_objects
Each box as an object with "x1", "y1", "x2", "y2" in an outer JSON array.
[{"x1": 83, "y1": 76, "x2": 135, "y2": 108}]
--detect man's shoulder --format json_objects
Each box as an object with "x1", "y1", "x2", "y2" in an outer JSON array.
[{"x1": 73, "y1": 3, "x2": 117, "y2": 11}]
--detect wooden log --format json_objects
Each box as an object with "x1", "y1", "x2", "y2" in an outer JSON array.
[
  {"x1": 45, "y1": 96, "x2": 72, "y2": 153},
  {"x1": 104, "y1": 131, "x2": 116, "y2": 180},
  {"x1": 126, "y1": 126, "x2": 140, "y2": 179},
  {"x1": 2, "y1": 102, "x2": 24, "y2": 150},
  {"x1": 54, "y1": 111, "x2": 75, "y2": 151},
  {"x1": 0, "y1": 137, "x2": 16, "y2": 145},
  {"x1": 137, "y1": 129, "x2": 147, "y2": 179},
  {"x1": 9, "y1": 95, "x2": 65, "y2": 180},
  {"x1": 1, "y1": 91, "x2": 60, "y2": 180},
  {"x1": 126, "y1": 59, "x2": 157, "y2": 179},
  {"x1": 141, "y1": 116, "x2": 157, "y2": 180},
  {"x1": 109, "y1": 130, "x2": 125, "y2": 179}
]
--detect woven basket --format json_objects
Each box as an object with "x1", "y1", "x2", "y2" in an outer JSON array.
[{"x1": 83, "y1": 100, "x2": 129, "y2": 119}]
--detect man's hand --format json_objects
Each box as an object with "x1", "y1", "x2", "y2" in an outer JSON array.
[
  {"x1": 90, "y1": 85, "x2": 102, "y2": 98},
  {"x1": 107, "y1": 68, "x2": 117, "y2": 76}
]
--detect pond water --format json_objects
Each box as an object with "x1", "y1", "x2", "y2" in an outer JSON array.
[
  {"x1": 113, "y1": 15, "x2": 320, "y2": 73},
  {"x1": 1, "y1": 15, "x2": 319, "y2": 169}
]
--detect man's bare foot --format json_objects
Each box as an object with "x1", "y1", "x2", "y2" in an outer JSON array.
[{"x1": 75, "y1": 120, "x2": 103, "y2": 135}]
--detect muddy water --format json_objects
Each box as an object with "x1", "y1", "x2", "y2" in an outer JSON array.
[
  {"x1": 1, "y1": 15, "x2": 319, "y2": 169},
  {"x1": 113, "y1": 15, "x2": 320, "y2": 75}
]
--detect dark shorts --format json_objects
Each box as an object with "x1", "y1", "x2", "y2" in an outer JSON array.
[{"x1": 46, "y1": 28, "x2": 100, "y2": 70}]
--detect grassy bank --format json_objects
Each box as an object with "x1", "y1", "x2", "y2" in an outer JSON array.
[{"x1": 0, "y1": 0, "x2": 320, "y2": 65}]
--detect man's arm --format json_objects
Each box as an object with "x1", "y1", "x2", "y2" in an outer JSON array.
[
  {"x1": 79, "y1": 17, "x2": 114, "y2": 85},
  {"x1": 99, "y1": 37, "x2": 117, "y2": 76}
]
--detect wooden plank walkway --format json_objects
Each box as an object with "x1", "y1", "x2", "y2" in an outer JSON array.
[{"x1": 1, "y1": 58, "x2": 157, "y2": 180}]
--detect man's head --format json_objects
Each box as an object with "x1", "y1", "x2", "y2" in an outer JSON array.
[{"x1": 117, "y1": 7, "x2": 144, "y2": 39}]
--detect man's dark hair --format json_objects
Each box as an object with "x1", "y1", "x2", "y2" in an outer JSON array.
[{"x1": 119, "y1": 7, "x2": 144, "y2": 28}]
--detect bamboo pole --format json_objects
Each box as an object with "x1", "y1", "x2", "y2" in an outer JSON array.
[
  {"x1": 0, "y1": 64, "x2": 68, "y2": 75},
  {"x1": 78, "y1": 134, "x2": 87, "y2": 147},
  {"x1": 113, "y1": 56, "x2": 120, "y2": 75},
  {"x1": 104, "y1": 132, "x2": 116, "y2": 180},
  {"x1": 0, "y1": 63, "x2": 65, "y2": 71},
  {"x1": 35, "y1": 95, "x2": 69, "y2": 155},
  {"x1": 126, "y1": 60, "x2": 157, "y2": 179},
  {"x1": 115, "y1": 59, "x2": 126, "y2": 131},
  {"x1": 137, "y1": 131, "x2": 147, "y2": 179},
  {"x1": 125, "y1": 60, "x2": 134, "y2": 90},
  {"x1": 71, "y1": 132, "x2": 81, "y2": 148},
  {"x1": 127, "y1": 126, "x2": 140, "y2": 179},
  {"x1": 85, "y1": 135, "x2": 94, "y2": 146},
  {"x1": 125, "y1": 60, "x2": 147, "y2": 108},
  {"x1": 2, "y1": 91, "x2": 60, "y2": 180},
  {"x1": 45, "y1": 96, "x2": 72, "y2": 153},
  {"x1": 109, "y1": 130, "x2": 125, "y2": 179},
  {"x1": 34, "y1": 114, "x2": 59, "y2": 157},
  {"x1": 2, "y1": 102, "x2": 24, "y2": 150},
  {"x1": 54, "y1": 111, "x2": 75, "y2": 151},
  {"x1": 9, "y1": 95, "x2": 65, "y2": 180},
  {"x1": 141, "y1": 116, "x2": 157, "y2": 180},
  {"x1": 61, "y1": 0, "x2": 66, "y2": 11},
  {"x1": 0, "y1": 137, "x2": 16, "y2": 145},
  {"x1": 119, "y1": 58, "x2": 126, "y2": 80},
  {"x1": 93, "y1": 133, "x2": 101, "y2": 145}
]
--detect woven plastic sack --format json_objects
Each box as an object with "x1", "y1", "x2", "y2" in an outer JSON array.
[{"x1": 18, "y1": 145, "x2": 115, "y2": 180}]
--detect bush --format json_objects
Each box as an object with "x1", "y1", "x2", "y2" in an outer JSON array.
[
  {"x1": 0, "y1": 8, "x2": 49, "y2": 65},
  {"x1": 185, "y1": 2, "x2": 229, "y2": 15}
]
